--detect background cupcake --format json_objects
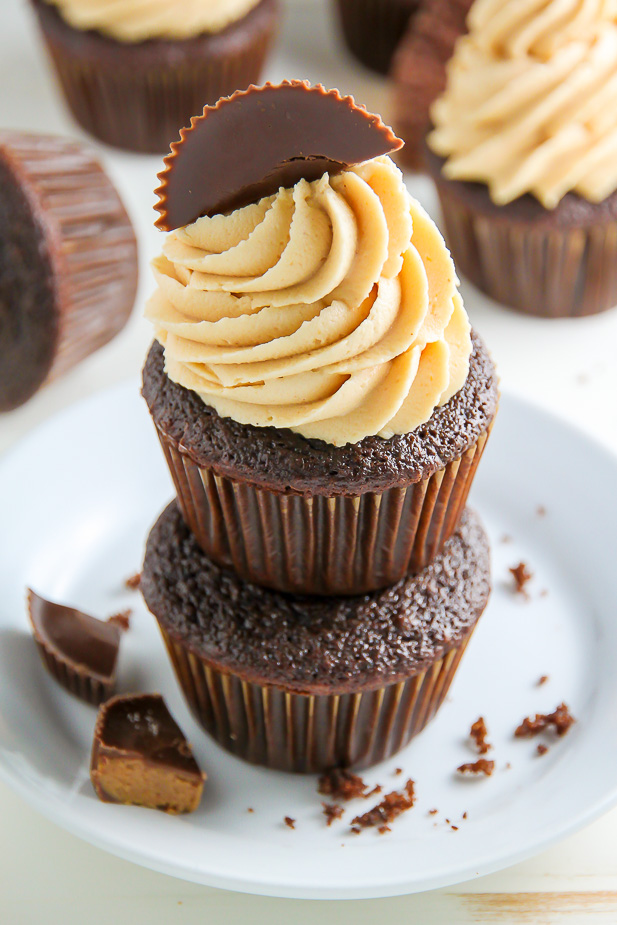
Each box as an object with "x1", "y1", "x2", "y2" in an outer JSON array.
[
  {"x1": 392, "y1": 0, "x2": 473, "y2": 170},
  {"x1": 334, "y1": 0, "x2": 420, "y2": 74},
  {"x1": 0, "y1": 131, "x2": 137, "y2": 412},
  {"x1": 142, "y1": 83, "x2": 499, "y2": 596},
  {"x1": 427, "y1": 0, "x2": 617, "y2": 317},
  {"x1": 30, "y1": 0, "x2": 280, "y2": 153},
  {"x1": 142, "y1": 502, "x2": 491, "y2": 773}
]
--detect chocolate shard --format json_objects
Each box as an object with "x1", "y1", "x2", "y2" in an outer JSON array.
[
  {"x1": 154, "y1": 80, "x2": 403, "y2": 231},
  {"x1": 27, "y1": 589, "x2": 125, "y2": 706},
  {"x1": 90, "y1": 694, "x2": 205, "y2": 814}
]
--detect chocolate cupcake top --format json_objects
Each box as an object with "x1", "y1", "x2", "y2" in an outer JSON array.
[
  {"x1": 429, "y1": 0, "x2": 617, "y2": 209},
  {"x1": 41, "y1": 0, "x2": 262, "y2": 41},
  {"x1": 147, "y1": 82, "x2": 473, "y2": 447},
  {"x1": 141, "y1": 503, "x2": 491, "y2": 693}
]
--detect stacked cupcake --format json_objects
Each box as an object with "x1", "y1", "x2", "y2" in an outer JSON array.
[{"x1": 140, "y1": 82, "x2": 499, "y2": 773}]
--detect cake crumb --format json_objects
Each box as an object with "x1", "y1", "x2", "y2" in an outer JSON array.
[
  {"x1": 428, "y1": 808, "x2": 438, "y2": 815},
  {"x1": 318, "y1": 768, "x2": 373, "y2": 802},
  {"x1": 393, "y1": 768, "x2": 403, "y2": 776},
  {"x1": 515, "y1": 703, "x2": 575, "y2": 738},
  {"x1": 469, "y1": 716, "x2": 491, "y2": 754},
  {"x1": 378, "y1": 825, "x2": 391, "y2": 835},
  {"x1": 284, "y1": 816, "x2": 296, "y2": 830},
  {"x1": 537, "y1": 675, "x2": 549, "y2": 686},
  {"x1": 451, "y1": 825, "x2": 459, "y2": 831},
  {"x1": 509, "y1": 561, "x2": 533, "y2": 595},
  {"x1": 350, "y1": 826, "x2": 361, "y2": 835},
  {"x1": 124, "y1": 572, "x2": 141, "y2": 590},
  {"x1": 351, "y1": 779, "x2": 415, "y2": 832},
  {"x1": 462, "y1": 812, "x2": 468, "y2": 819},
  {"x1": 457, "y1": 759, "x2": 495, "y2": 777},
  {"x1": 247, "y1": 807, "x2": 254, "y2": 813},
  {"x1": 322, "y1": 802, "x2": 344, "y2": 826},
  {"x1": 537, "y1": 744, "x2": 549, "y2": 756},
  {"x1": 107, "y1": 609, "x2": 132, "y2": 631}
]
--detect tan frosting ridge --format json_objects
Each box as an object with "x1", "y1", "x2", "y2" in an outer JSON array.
[
  {"x1": 429, "y1": 0, "x2": 617, "y2": 208},
  {"x1": 147, "y1": 156, "x2": 471, "y2": 446},
  {"x1": 44, "y1": 0, "x2": 262, "y2": 42}
]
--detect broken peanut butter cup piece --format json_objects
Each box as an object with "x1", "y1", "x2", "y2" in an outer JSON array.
[
  {"x1": 154, "y1": 80, "x2": 403, "y2": 231},
  {"x1": 91, "y1": 694, "x2": 205, "y2": 814},
  {"x1": 27, "y1": 589, "x2": 126, "y2": 706}
]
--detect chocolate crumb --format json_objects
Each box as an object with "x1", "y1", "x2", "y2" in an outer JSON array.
[
  {"x1": 351, "y1": 826, "x2": 361, "y2": 835},
  {"x1": 107, "y1": 609, "x2": 132, "y2": 631},
  {"x1": 318, "y1": 768, "x2": 373, "y2": 802},
  {"x1": 322, "y1": 802, "x2": 344, "y2": 826},
  {"x1": 515, "y1": 703, "x2": 575, "y2": 738},
  {"x1": 537, "y1": 675, "x2": 549, "y2": 686},
  {"x1": 537, "y1": 744, "x2": 549, "y2": 756},
  {"x1": 124, "y1": 573, "x2": 141, "y2": 590},
  {"x1": 469, "y1": 716, "x2": 491, "y2": 754},
  {"x1": 445, "y1": 818, "x2": 450, "y2": 824},
  {"x1": 378, "y1": 825, "x2": 391, "y2": 835},
  {"x1": 394, "y1": 768, "x2": 403, "y2": 776},
  {"x1": 428, "y1": 808, "x2": 438, "y2": 815},
  {"x1": 510, "y1": 562, "x2": 533, "y2": 595},
  {"x1": 351, "y1": 779, "x2": 415, "y2": 831},
  {"x1": 284, "y1": 816, "x2": 296, "y2": 830},
  {"x1": 247, "y1": 807, "x2": 254, "y2": 813},
  {"x1": 457, "y1": 759, "x2": 495, "y2": 777},
  {"x1": 451, "y1": 825, "x2": 459, "y2": 831},
  {"x1": 462, "y1": 812, "x2": 468, "y2": 819},
  {"x1": 367, "y1": 785, "x2": 383, "y2": 798}
]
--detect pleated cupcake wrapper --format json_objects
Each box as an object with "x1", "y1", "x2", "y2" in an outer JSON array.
[
  {"x1": 3, "y1": 133, "x2": 137, "y2": 388},
  {"x1": 155, "y1": 424, "x2": 490, "y2": 596},
  {"x1": 33, "y1": 639, "x2": 113, "y2": 706},
  {"x1": 35, "y1": 4, "x2": 277, "y2": 154},
  {"x1": 435, "y1": 182, "x2": 617, "y2": 318},
  {"x1": 336, "y1": 0, "x2": 419, "y2": 75},
  {"x1": 160, "y1": 628, "x2": 470, "y2": 773}
]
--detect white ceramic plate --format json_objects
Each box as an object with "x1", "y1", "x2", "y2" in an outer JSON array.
[{"x1": 0, "y1": 383, "x2": 616, "y2": 900}]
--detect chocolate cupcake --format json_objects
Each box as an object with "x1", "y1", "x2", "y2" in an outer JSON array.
[
  {"x1": 142, "y1": 83, "x2": 498, "y2": 596},
  {"x1": 392, "y1": 0, "x2": 472, "y2": 170},
  {"x1": 427, "y1": 1, "x2": 617, "y2": 317},
  {"x1": 142, "y1": 501, "x2": 491, "y2": 773},
  {"x1": 334, "y1": 0, "x2": 420, "y2": 75},
  {"x1": 0, "y1": 131, "x2": 137, "y2": 412},
  {"x1": 31, "y1": 0, "x2": 280, "y2": 153}
]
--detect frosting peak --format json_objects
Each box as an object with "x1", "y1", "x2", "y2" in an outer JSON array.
[
  {"x1": 429, "y1": 0, "x2": 617, "y2": 209},
  {"x1": 147, "y1": 156, "x2": 471, "y2": 446},
  {"x1": 44, "y1": 0, "x2": 262, "y2": 42}
]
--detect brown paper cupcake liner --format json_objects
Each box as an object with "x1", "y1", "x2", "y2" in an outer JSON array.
[
  {"x1": 160, "y1": 628, "x2": 471, "y2": 772},
  {"x1": 33, "y1": 640, "x2": 114, "y2": 706},
  {"x1": 32, "y1": 0, "x2": 279, "y2": 154},
  {"x1": 1, "y1": 132, "x2": 137, "y2": 402},
  {"x1": 434, "y1": 181, "x2": 617, "y2": 318},
  {"x1": 335, "y1": 0, "x2": 419, "y2": 75},
  {"x1": 155, "y1": 423, "x2": 490, "y2": 596}
]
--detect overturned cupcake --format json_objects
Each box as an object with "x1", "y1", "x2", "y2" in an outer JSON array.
[
  {"x1": 142, "y1": 501, "x2": 491, "y2": 772},
  {"x1": 142, "y1": 82, "x2": 499, "y2": 595},
  {"x1": 0, "y1": 131, "x2": 137, "y2": 412},
  {"x1": 427, "y1": 0, "x2": 617, "y2": 317},
  {"x1": 31, "y1": 0, "x2": 280, "y2": 153}
]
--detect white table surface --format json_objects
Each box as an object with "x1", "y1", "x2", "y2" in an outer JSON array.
[{"x1": 2, "y1": 0, "x2": 617, "y2": 921}]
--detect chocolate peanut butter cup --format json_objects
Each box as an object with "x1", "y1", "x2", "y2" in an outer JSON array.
[
  {"x1": 0, "y1": 132, "x2": 137, "y2": 412},
  {"x1": 31, "y1": 0, "x2": 280, "y2": 154},
  {"x1": 334, "y1": 0, "x2": 420, "y2": 75},
  {"x1": 28, "y1": 590, "x2": 126, "y2": 705},
  {"x1": 91, "y1": 694, "x2": 205, "y2": 812},
  {"x1": 141, "y1": 502, "x2": 491, "y2": 773}
]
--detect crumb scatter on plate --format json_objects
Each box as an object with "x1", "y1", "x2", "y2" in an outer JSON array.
[
  {"x1": 515, "y1": 703, "x2": 575, "y2": 738},
  {"x1": 457, "y1": 759, "x2": 495, "y2": 777}
]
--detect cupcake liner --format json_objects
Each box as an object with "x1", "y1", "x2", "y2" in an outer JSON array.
[
  {"x1": 160, "y1": 628, "x2": 471, "y2": 772},
  {"x1": 32, "y1": 0, "x2": 279, "y2": 154},
  {"x1": 335, "y1": 0, "x2": 419, "y2": 75},
  {"x1": 434, "y1": 178, "x2": 617, "y2": 318},
  {"x1": 154, "y1": 422, "x2": 490, "y2": 596},
  {"x1": 1, "y1": 132, "x2": 137, "y2": 402}
]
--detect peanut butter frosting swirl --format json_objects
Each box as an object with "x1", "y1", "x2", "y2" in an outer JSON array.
[
  {"x1": 44, "y1": 0, "x2": 262, "y2": 42},
  {"x1": 147, "y1": 156, "x2": 471, "y2": 446},
  {"x1": 429, "y1": 0, "x2": 617, "y2": 208}
]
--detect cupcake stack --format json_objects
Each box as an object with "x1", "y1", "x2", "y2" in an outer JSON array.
[{"x1": 140, "y1": 82, "x2": 499, "y2": 773}]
